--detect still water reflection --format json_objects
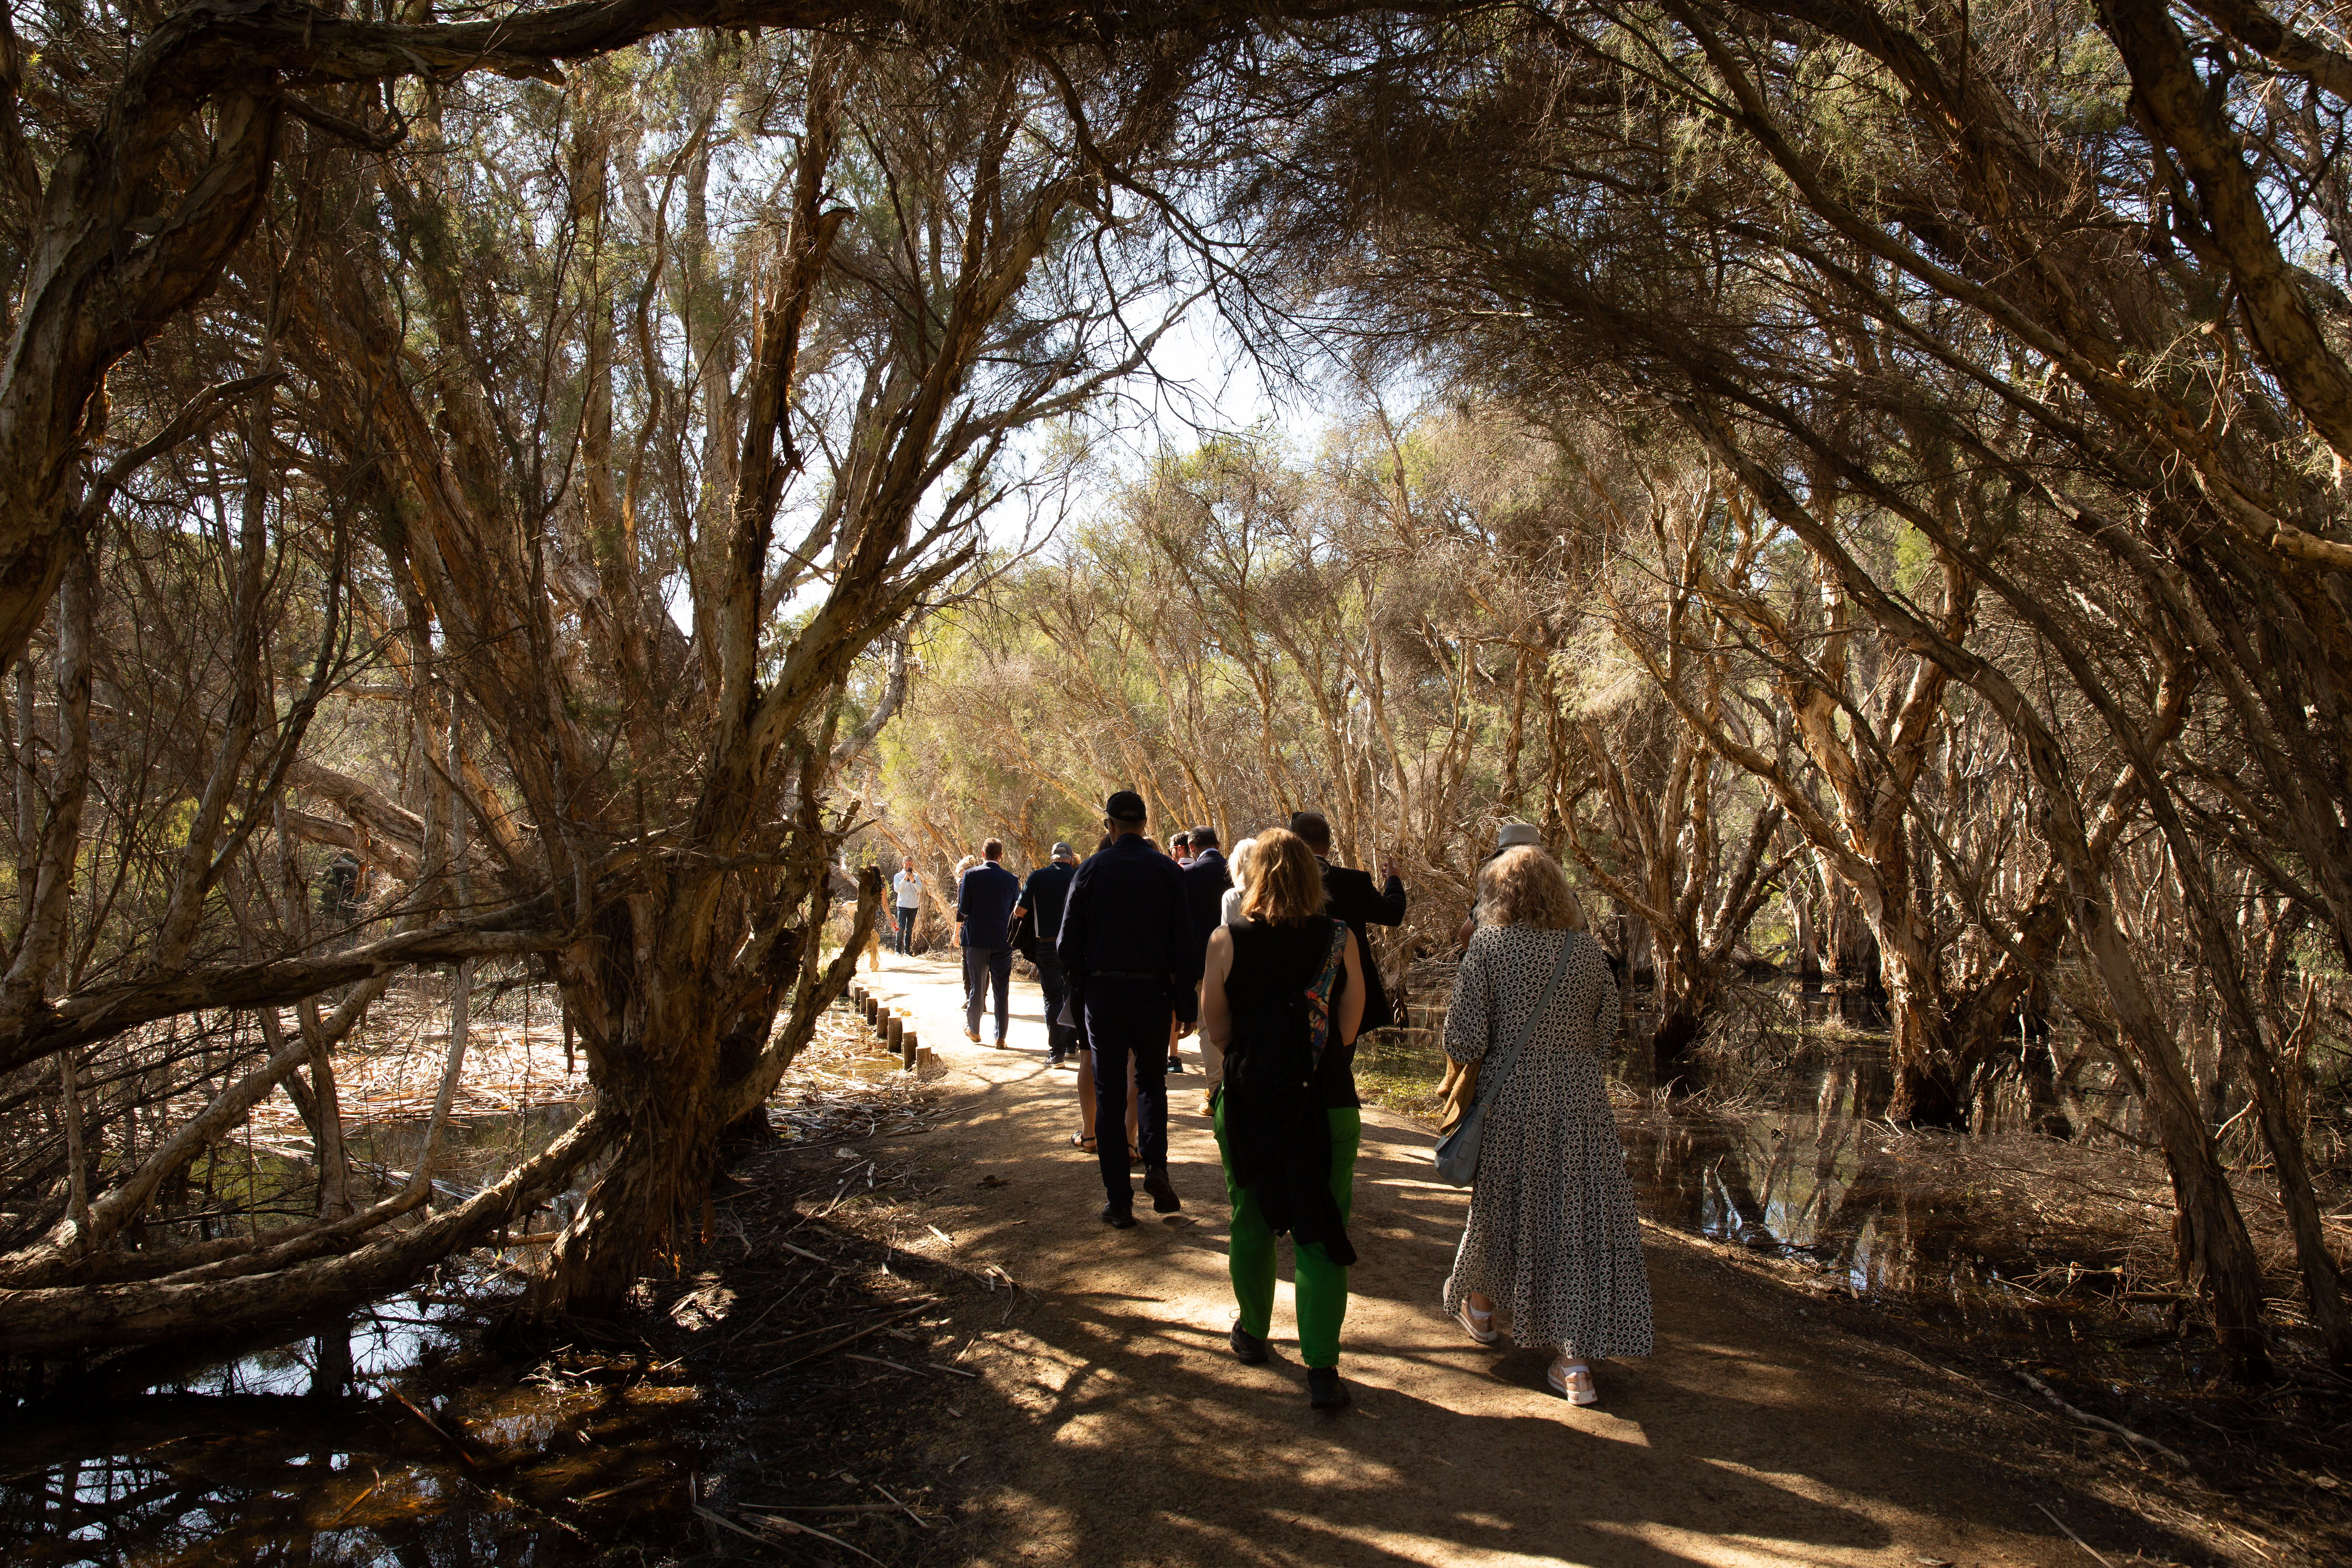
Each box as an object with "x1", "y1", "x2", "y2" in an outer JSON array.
[
  {"x1": 1356, "y1": 1005, "x2": 2206, "y2": 1381},
  {"x1": 0, "y1": 1107, "x2": 693, "y2": 1568}
]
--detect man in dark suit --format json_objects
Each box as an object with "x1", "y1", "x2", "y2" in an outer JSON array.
[
  {"x1": 1177, "y1": 825, "x2": 1232, "y2": 1074},
  {"x1": 1181, "y1": 826, "x2": 1232, "y2": 953},
  {"x1": 1016, "y1": 841, "x2": 1081, "y2": 1065},
  {"x1": 1290, "y1": 810, "x2": 1408, "y2": 1034},
  {"x1": 1058, "y1": 790, "x2": 1200, "y2": 1227},
  {"x1": 957, "y1": 840, "x2": 1023, "y2": 1047}
]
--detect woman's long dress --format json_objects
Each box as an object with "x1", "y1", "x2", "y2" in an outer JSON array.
[{"x1": 1442, "y1": 924, "x2": 1653, "y2": 1359}]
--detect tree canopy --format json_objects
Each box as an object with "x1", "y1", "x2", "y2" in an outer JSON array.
[{"x1": 1, "y1": 0, "x2": 2348, "y2": 1382}]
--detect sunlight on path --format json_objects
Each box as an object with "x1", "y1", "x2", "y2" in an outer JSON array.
[{"x1": 856, "y1": 953, "x2": 2069, "y2": 1568}]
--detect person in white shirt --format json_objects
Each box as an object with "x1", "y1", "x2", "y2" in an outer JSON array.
[{"x1": 891, "y1": 858, "x2": 924, "y2": 955}]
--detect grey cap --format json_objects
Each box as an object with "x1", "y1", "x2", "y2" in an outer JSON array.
[
  {"x1": 1051, "y1": 841, "x2": 1076, "y2": 860},
  {"x1": 1494, "y1": 821, "x2": 1543, "y2": 852}
]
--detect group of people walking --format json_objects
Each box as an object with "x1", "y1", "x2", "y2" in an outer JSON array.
[{"x1": 887, "y1": 791, "x2": 1652, "y2": 1412}]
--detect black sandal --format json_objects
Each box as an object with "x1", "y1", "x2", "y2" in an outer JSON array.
[{"x1": 1070, "y1": 1132, "x2": 1098, "y2": 1154}]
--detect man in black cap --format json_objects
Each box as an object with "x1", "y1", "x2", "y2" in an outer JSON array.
[
  {"x1": 1057, "y1": 790, "x2": 1199, "y2": 1226},
  {"x1": 1015, "y1": 841, "x2": 1081, "y2": 1065},
  {"x1": 1290, "y1": 811, "x2": 1408, "y2": 1034},
  {"x1": 957, "y1": 839, "x2": 1023, "y2": 1047}
]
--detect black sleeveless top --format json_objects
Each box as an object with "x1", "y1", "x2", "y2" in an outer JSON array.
[{"x1": 1224, "y1": 917, "x2": 1359, "y2": 1110}]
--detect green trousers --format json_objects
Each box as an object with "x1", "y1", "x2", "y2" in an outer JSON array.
[{"x1": 1214, "y1": 1098, "x2": 1361, "y2": 1370}]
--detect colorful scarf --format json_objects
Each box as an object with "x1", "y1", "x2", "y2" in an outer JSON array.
[{"x1": 1303, "y1": 919, "x2": 1349, "y2": 1071}]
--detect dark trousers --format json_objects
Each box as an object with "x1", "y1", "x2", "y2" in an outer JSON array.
[
  {"x1": 964, "y1": 946, "x2": 1012, "y2": 1040},
  {"x1": 1036, "y1": 950, "x2": 1074, "y2": 1058},
  {"x1": 1086, "y1": 978, "x2": 1172, "y2": 1202},
  {"x1": 894, "y1": 904, "x2": 917, "y2": 954}
]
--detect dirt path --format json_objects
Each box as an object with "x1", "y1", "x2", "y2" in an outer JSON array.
[{"x1": 848, "y1": 953, "x2": 2107, "y2": 1568}]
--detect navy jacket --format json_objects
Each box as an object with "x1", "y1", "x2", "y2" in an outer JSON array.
[
  {"x1": 1057, "y1": 835, "x2": 1201, "y2": 1020},
  {"x1": 1181, "y1": 850, "x2": 1233, "y2": 958},
  {"x1": 1321, "y1": 859, "x2": 1408, "y2": 1033},
  {"x1": 1019, "y1": 861, "x2": 1078, "y2": 950},
  {"x1": 956, "y1": 861, "x2": 1023, "y2": 949}
]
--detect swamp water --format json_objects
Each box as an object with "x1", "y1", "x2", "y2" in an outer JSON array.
[
  {"x1": 2, "y1": 1010, "x2": 927, "y2": 1568},
  {"x1": 1358, "y1": 985, "x2": 2229, "y2": 1399},
  {"x1": 0, "y1": 1102, "x2": 676, "y2": 1568},
  {"x1": 0, "y1": 1275, "x2": 695, "y2": 1568}
]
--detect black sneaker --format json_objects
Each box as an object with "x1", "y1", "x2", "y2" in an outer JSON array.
[
  {"x1": 1229, "y1": 1324, "x2": 1269, "y2": 1365},
  {"x1": 1142, "y1": 1165, "x2": 1181, "y2": 1214},
  {"x1": 1100, "y1": 1203, "x2": 1137, "y2": 1229},
  {"x1": 1307, "y1": 1368, "x2": 1351, "y2": 1410}
]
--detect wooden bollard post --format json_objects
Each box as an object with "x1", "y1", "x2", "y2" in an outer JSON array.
[
  {"x1": 901, "y1": 1029, "x2": 918, "y2": 1071},
  {"x1": 884, "y1": 1014, "x2": 904, "y2": 1055}
]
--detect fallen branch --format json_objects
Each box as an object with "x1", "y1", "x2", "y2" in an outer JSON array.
[
  {"x1": 755, "y1": 1299, "x2": 936, "y2": 1379},
  {"x1": 2035, "y1": 1503, "x2": 2118, "y2": 1567},
  {"x1": 0, "y1": 912, "x2": 564, "y2": 1078},
  {"x1": 373, "y1": 1378, "x2": 480, "y2": 1471},
  {"x1": 0, "y1": 1104, "x2": 613, "y2": 1353},
  {"x1": 698, "y1": 1503, "x2": 886, "y2": 1567},
  {"x1": 2014, "y1": 1370, "x2": 2193, "y2": 1469},
  {"x1": 869, "y1": 1481, "x2": 931, "y2": 1531}
]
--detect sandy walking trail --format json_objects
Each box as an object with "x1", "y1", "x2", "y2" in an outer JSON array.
[{"x1": 850, "y1": 952, "x2": 2093, "y2": 1568}]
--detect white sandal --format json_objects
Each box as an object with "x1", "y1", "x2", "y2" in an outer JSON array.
[
  {"x1": 1547, "y1": 1359, "x2": 1599, "y2": 1405},
  {"x1": 1455, "y1": 1300, "x2": 1500, "y2": 1346}
]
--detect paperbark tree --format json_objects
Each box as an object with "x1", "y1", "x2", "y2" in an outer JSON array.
[
  {"x1": 280, "y1": 36, "x2": 1214, "y2": 1313},
  {"x1": 0, "y1": 4, "x2": 1289, "y2": 1350},
  {"x1": 1234, "y1": 0, "x2": 2350, "y2": 1372}
]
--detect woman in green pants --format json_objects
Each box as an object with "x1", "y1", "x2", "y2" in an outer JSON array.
[{"x1": 1199, "y1": 828, "x2": 1368, "y2": 1410}]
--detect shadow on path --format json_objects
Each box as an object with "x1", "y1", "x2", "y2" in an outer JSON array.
[{"x1": 850, "y1": 954, "x2": 2152, "y2": 1567}]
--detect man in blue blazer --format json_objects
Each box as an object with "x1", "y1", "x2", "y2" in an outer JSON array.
[{"x1": 958, "y1": 840, "x2": 1023, "y2": 1047}]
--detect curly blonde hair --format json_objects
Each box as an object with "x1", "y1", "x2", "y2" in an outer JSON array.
[{"x1": 1477, "y1": 845, "x2": 1586, "y2": 931}]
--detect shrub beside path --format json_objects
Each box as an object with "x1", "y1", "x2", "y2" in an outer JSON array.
[{"x1": 852, "y1": 953, "x2": 2103, "y2": 1568}]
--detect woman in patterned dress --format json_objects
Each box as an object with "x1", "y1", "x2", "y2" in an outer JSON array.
[{"x1": 1439, "y1": 844, "x2": 1651, "y2": 1405}]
